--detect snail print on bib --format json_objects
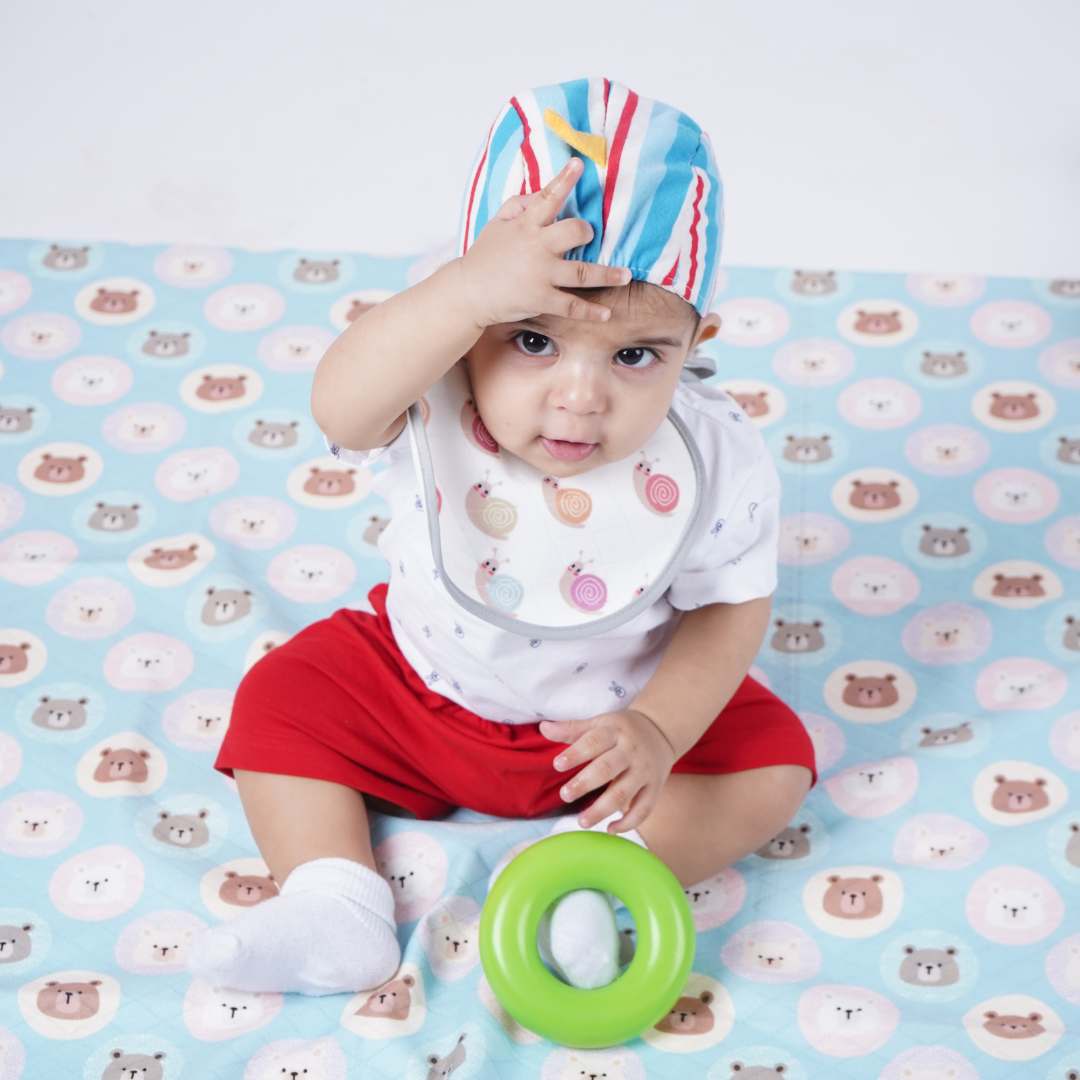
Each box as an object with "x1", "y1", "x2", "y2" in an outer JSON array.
[{"x1": 406, "y1": 362, "x2": 706, "y2": 639}]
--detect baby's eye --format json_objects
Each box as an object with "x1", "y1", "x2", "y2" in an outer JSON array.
[
  {"x1": 511, "y1": 331, "x2": 662, "y2": 370},
  {"x1": 512, "y1": 330, "x2": 556, "y2": 356},
  {"x1": 614, "y1": 347, "x2": 662, "y2": 371}
]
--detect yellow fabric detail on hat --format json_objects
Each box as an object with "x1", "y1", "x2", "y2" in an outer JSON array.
[{"x1": 543, "y1": 108, "x2": 607, "y2": 168}]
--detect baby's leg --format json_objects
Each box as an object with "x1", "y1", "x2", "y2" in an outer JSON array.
[
  {"x1": 235, "y1": 769, "x2": 378, "y2": 884},
  {"x1": 187, "y1": 770, "x2": 400, "y2": 996},
  {"x1": 635, "y1": 765, "x2": 813, "y2": 884}
]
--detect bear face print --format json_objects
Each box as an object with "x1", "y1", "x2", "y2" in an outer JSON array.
[
  {"x1": 89, "y1": 287, "x2": 139, "y2": 316},
  {"x1": 105, "y1": 634, "x2": 193, "y2": 691},
  {"x1": 209, "y1": 497, "x2": 296, "y2": 549},
  {"x1": 790, "y1": 269, "x2": 837, "y2": 296},
  {"x1": 178, "y1": 367, "x2": 262, "y2": 415},
  {"x1": 43, "y1": 243, "x2": 90, "y2": 271},
  {"x1": 920, "y1": 350, "x2": 968, "y2": 379},
  {"x1": 918, "y1": 524, "x2": 971, "y2": 558},
  {"x1": 218, "y1": 869, "x2": 279, "y2": 907},
  {"x1": 51, "y1": 357, "x2": 133, "y2": 404},
  {"x1": 140, "y1": 330, "x2": 191, "y2": 360},
  {"x1": 152, "y1": 810, "x2": 210, "y2": 849},
  {"x1": 0, "y1": 404, "x2": 35, "y2": 434},
  {"x1": 782, "y1": 434, "x2": 832, "y2": 464},
  {"x1": 199, "y1": 586, "x2": 252, "y2": 626},
  {"x1": 33, "y1": 453, "x2": 87, "y2": 485},
  {"x1": 32, "y1": 695, "x2": 89, "y2": 730},
  {"x1": 0, "y1": 642, "x2": 32, "y2": 675},
  {"x1": 248, "y1": 419, "x2": 299, "y2": 449},
  {"x1": 195, "y1": 373, "x2": 247, "y2": 402},
  {"x1": 899, "y1": 945, "x2": 960, "y2": 987},
  {"x1": 155, "y1": 449, "x2": 238, "y2": 501},
  {"x1": 293, "y1": 257, "x2": 340, "y2": 284},
  {"x1": 88, "y1": 502, "x2": 141, "y2": 533}
]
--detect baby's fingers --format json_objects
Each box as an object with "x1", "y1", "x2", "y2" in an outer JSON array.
[
  {"x1": 545, "y1": 288, "x2": 613, "y2": 323},
  {"x1": 553, "y1": 259, "x2": 632, "y2": 291},
  {"x1": 527, "y1": 157, "x2": 583, "y2": 226},
  {"x1": 577, "y1": 775, "x2": 641, "y2": 830},
  {"x1": 559, "y1": 753, "x2": 617, "y2": 806},
  {"x1": 606, "y1": 785, "x2": 652, "y2": 835}
]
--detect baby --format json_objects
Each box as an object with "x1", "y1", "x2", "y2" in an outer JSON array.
[{"x1": 189, "y1": 76, "x2": 817, "y2": 999}]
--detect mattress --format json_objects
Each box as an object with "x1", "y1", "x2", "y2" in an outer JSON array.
[{"x1": 1, "y1": 237, "x2": 1078, "y2": 1078}]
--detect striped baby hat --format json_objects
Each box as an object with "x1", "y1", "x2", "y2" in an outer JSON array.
[{"x1": 456, "y1": 75, "x2": 724, "y2": 320}]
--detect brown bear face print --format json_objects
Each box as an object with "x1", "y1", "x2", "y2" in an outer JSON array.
[
  {"x1": 34, "y1": 454, "x2": 88, "y2": 484},
  {"x1": 653, "y1": 990, "x2": 715, "y2": 1035},
  {"x1": 853, "y1": 309, "x2": 903, "y2": 336},
  {"x1": 303, "y1": 467, "x2": 357, "y2": 497},
  {"x1": 842, "y1": 673, "x2": 899, "y2": 709},
  {"x1": 36, "y1": 979, "x2": 103, "y2": 1019},
  {"x1": 981, "y1": 1011, "x2": 1045, "y2": 1040},
  {"x1": 195, "y1": 374, "x2": 248, "y2": 401},
  {"x1": 356, "y1": 974, "x2": 417, "y2": 1020},
  {"x1": 989, "y1": 392, "x2": 1040, "y2": 421},
  {"x1": 822, "y1": 874, "x2": 885, "y2": 919},
  {"x1": 346, "y1": 298, "x2": 379, "y2": 323},
  {"x1": 92, "y1": 747, "x2": 152, "y2": 784},
  {"x1": 143, "y1": 544, "x2": 199, "y2": 571},
  {"x1": 991, "y1": 573, "x2": 1045, "y2": 598},
  {"x1": 90, "y1": 288, "x2": 139, "y2": 315},
  {"x1": 219, "y1": 871, "x2": 279, "y2": 907},
  {"x1": 730, "y1": 390, "x2": 769, "y2": 418},
  {"x1": 990, "y1": 775, "x2": 1049, "y2": 814},
  {"x1": 849, "y1": 479, "x2": 901, "y2": 511},
  {"x1": 0, "y1": 642, "x2": 31, "y2": 675}
]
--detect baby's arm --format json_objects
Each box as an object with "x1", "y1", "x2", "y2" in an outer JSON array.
[
  {"x1": 630, "y1": 594, "x2": 774, "y2": 759},
  {"x1": 311, "y1": 258, "x2": 484, "y2": 452}
]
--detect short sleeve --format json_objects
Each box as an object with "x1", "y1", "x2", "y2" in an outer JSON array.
[
  {"x1": 666, "y1": 448, "x2": 781, "y2": 609},
  {"x1": 323, "y1": 420, "x2": 407, "y2": 468}
]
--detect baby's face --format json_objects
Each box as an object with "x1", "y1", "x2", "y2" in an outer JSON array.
[{"x1": 463, "y1": 282, "x2": 718, "y2": 478}]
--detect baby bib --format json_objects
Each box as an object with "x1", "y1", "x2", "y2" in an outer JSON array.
[{"x1": 405, "y1": 362, "x2": 707, "y2": 639}]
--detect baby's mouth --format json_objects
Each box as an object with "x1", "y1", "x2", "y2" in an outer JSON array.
[{"x1": 539, "y1": 436, "x2": 598, "y2": 461}]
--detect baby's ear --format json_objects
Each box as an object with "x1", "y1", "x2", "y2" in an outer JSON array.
[{"x1": 693, "y1": 313, "x2": 722, "y2": 347}]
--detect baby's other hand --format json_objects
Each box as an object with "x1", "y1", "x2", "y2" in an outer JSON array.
[{"x1": 538, "y1": 709, "x2": 676, "y2": 834}]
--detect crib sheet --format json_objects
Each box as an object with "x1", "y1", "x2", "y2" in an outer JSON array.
[{"x1": 0, "y1": 237, "x2": 1078, "y2": 1079}]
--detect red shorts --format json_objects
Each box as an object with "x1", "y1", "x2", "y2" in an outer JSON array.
[{"x1": 213, "y1": 582, "x2": 817, "y2": 820}]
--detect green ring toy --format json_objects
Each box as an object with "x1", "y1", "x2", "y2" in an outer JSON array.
[{"x1": 479, "y1": 830, "x2": 695, "y2": 1049}]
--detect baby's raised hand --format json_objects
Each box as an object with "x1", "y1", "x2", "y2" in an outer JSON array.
[
  {"x1": 457, "y1": 155, "x2": 631, "y2": 330},
  {"x1": 539, "y1": 709, "x2": 677, "y2": 834}
]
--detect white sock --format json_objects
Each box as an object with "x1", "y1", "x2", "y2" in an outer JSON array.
[
  {"x1": 186, "y1": 857, "x2": 401, "y2": 996},
  {"x1": 536, "y1": 812, "x2": 648, "y2": 988}
]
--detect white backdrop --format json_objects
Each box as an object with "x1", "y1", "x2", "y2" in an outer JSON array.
[{"x1": 2, "y1": 0, "x2": 1077, "y2": 277}]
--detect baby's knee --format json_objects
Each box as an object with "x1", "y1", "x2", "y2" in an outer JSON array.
[
  {"x1": 755, "y1": 763, "x2": 813, "y2": 821},
  {"x1": 774, "y1": 763, "x2": 813, "y2": 812}
]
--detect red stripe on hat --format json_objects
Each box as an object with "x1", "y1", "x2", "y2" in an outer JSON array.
[
  {"x1": 602, "y1": 89, "x2": 638, "y2": 236},
  {"x1": 511, "y1": 96, "x2": 541, "y2": 195},
  {"x1": 463, "y1": 119, "x2": 496, "y2": 256},
  {"x1": 682, "y1": 172, "x2": 705, "y2": 302},
  {"x1": 662, "y1": 254, "x2": 679, "y2": 287}
]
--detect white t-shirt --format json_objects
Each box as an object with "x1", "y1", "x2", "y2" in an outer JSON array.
[{"x1": 326, "y1": 376, "x2": 780, "y2": 725}]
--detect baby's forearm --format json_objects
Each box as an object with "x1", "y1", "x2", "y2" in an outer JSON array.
[
  {"x1": 311, "y1": 257, "x2": 483, "y2": 451},
  {"x1": 630, "y1": 594, "x2": 774, "y2": 758}
]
